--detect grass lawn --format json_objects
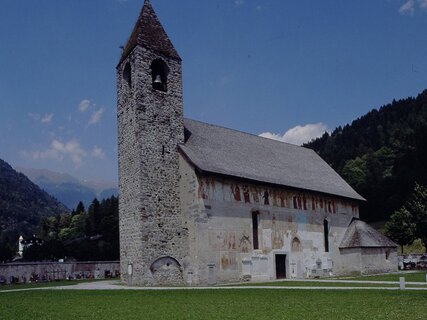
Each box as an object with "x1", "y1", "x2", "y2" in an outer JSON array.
[
  {"x1": 0, "y1": 279, "x2": 106, "y2": 291},
  {"x1": 233, "y1": 280, "x2": 425, "y2": 288},
  {"x1": 0, "y1": 289, "x2": 426, "y2": 320},
  {"x1": 336, "y1": 272, "x2": 427, "y2": 283}
]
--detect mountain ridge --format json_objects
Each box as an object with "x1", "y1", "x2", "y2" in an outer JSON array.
[{"x1": 16, "y1": 167, "x2": 118, "y2": 209}]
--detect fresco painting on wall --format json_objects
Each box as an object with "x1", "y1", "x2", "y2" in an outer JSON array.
[
  {"x1": 220, "y1": 252, "x2": 238, "y2": 271},
  {"x1": 243, "y1": 185, "x2": 250, "y2": 203},
  {"x1": 239, "y1": 232, "x2": 251, "y2": 253},
  {"x1": 232, "y1": 185, "x2": 241, "y2": 202},
  {"x1": 263, "y1": 191, "x2": 269, "y2": 205},
  {"x1": 199, "y1": 177, "x2": 357, "y2": 216}
]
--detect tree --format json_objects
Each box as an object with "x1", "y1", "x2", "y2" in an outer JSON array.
[
  {"x1": 405, "y1": 183, "x2": 427, "y2": 252},
  {"x1": 0, "y1": 242, "x2": 14, "y2": 262},
  {"x1": 385, "y1": 208, "x2": 416, "y2": 253},
  {"x1": 75, "y1": 201, "x2": 85, "y2": 215}
]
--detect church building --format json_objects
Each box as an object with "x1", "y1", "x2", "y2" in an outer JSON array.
[{"x1": 117, "y1": 0, "x2": 397, "y2": 286}]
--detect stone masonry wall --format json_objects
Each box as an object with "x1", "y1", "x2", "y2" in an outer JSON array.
[
  {"x1": 117, "y1": 45, "x2": 188, "y2": 286},
  {"x1": 0, "y1": 261, "x2": 120, "y2": 284}
]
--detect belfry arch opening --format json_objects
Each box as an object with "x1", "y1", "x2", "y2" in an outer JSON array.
[{"x1": 151, "y1": 59, "x2": 169, "y2": 92}]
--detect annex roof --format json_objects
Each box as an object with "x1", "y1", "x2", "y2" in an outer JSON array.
[
  {"x1": 339, "y1": 219, "x2": 397, "y2": 248},
  {"x1": 180, "y1": 119, "x2": 365, "y2": 201},
  {"x1": 119, "y1": 0, "x2": 180, "y2": 65}
]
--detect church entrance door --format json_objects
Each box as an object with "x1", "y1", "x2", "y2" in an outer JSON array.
[{"x1": 275, "y1": 254, "x2": 287, "y2": 279}]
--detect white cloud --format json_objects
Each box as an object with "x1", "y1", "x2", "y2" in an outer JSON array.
[
  {"x1": 259, "y1": 123, "x2": 329, "y2": 146},
  {"x1": 91, "y1": 146, "x2": 105, "y2": 159},
  {"x1": 28, "y1": 112, "x2": 53, "y2": 124},
  {"x1": 24, "y1": 139, "x2": 87, "y2": 166},
  {"x1": 79, "y1": 99, "x2": 91, "y2": 112},
  {"x1": 41, "y1": 113, "x2": 54, "y2": 124},
  {"x1": 234, "y1": 0, "x2": 245, "y2": 7},
  {"x1": 419, "y1": 0, "x2": 427, "y2": 11},
  {"x1": 88, "y1": 107, "x2": 105, "y2": 126},
  {"x1": 399, "y1": 0, "x2": 415, "y2": 15},
  {"x1": 28, "y1": 113, "x2": 40, "y2": 121}
]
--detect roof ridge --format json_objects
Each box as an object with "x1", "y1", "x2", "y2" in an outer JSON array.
[{"x1": 184, "y1": 117, "x2": 314, "y2": 151}]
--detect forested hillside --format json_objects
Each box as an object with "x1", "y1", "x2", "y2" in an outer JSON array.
[
  {"x1": 305, "y1": 90, "x2": 427, "y2": 222},
  {"x1": 0, "y1": 159, "x2": 68, "y2": 258},
  {"x1": 24, "y1": 197, "x2": 119, "y2": 262}
]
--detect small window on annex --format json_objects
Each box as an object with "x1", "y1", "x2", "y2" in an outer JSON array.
[{"x1": 151, "y1": 58, "x2": 169, "y2": 92}]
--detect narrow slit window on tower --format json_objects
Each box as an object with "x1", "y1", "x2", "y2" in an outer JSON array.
[
  {"x1": 252, "y1": 211, "x2": 259, "y2": 250},
  {"x1": 151, "y1": 59, "x2": 169, "y2": 92},
  {"x1": 123, "y1": 62, "x2": 132, "y2": 88},
  {"x1": 324, "y1": 219, "x2": 329, "y2": 252}
]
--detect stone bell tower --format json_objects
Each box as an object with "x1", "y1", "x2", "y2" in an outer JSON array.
[{"x1": 117, "y1": 0, "x2": 187, "y2": 286}]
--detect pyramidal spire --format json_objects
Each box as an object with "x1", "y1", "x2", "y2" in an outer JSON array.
[{"x1": 120, "y1": 0, "x2": 180, "y2": 63}]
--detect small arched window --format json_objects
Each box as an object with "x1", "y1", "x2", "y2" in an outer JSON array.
[
  {"x1": 123, "y1": 62, "x2": 132, "y2": 88},
  {"x1": 151, "y1": 59, "x2": 169, "y2": 92},
  {"x1": 252, "y1": 211, "x2": 259, "y2": 250},
  {"x1": 324, "y1": 219, "x2": 329, "y2": 252}
]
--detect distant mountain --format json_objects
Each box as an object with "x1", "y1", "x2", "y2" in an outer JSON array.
[
  {"x1": 16, "y1": 167, "x2": 118, "y2": 210},
  {"x1": 0, "y1": 158, "x2": 68, "y2": 246},
  {"x1": 305, "y1": 89, "x2": 427, "y2": 222}
]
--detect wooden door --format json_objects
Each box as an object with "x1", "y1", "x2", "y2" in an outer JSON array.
[{"x1": 275, "y1": 254, "x2": 287, "y2": 279}]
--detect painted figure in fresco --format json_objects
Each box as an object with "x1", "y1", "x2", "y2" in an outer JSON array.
[
  {"x1": 291, "y1": 237, "x2": 302, "y2": 252},
  {"x1": 228, "y1": 232, "x2": 236, "y2": 250},
  {"x1": 243, "y1": 185, "x2": 250, "y2": 203},
  {"x1": 303, "y1": 196, "x2": 307, "y2": 210},
  {"x1": 352, "y1": 203, "x2": 357, "y2": 214},
  {"x1": 198, "y1": 181, "x2": 208, "y2": 199},
  {"x1": 280, "y1": 192, "x2": 286, "y2": 207},
  {"x1": 297, "y1": 195, "x2": 302, "y2": 209},
  {"x1": 232, "y1": 185, "x2": 241, "y2": 202},
  {"x1": 252, "y1": 187, "x2": 260, "y2": 203},
  {"x1": 311, "y1": 197, "x2": 316, "y2": 210},
  {"x1": 239, "y1": 232, "x2": 251, "y2": 253},
  {"x1": 273, "y1": 230, "x2": 284, "y2": 249},
  {"x1": 293, "y1": 196, "x2": 298, "y2": 209},
  {"x1": 263, "y1": 190, "x2": 269, "y2": 205},
  {"x1": 271, "y1": 191, "x2": 278, "y2": 206},
  {"x1": 221, "y1": 254, "x2": 229, "y2": 270}
]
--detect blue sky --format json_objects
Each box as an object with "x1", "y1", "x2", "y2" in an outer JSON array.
[{"x1": 0, "y1": 0, "x2": 426, "y2": 183}]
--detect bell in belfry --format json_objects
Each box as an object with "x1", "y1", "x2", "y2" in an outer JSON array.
[{"x1": 153, "y1": 74, "x2": 164, "y2": 91}]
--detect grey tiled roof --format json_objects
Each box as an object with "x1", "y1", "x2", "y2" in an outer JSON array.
[
  {"x1": 180, "y1": 119, "x2": 365, "y2": 201},
  {"x1": 339, "y1": 219, "x2": 397, "y2": 248}
]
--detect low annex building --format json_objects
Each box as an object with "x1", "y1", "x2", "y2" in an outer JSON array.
[{"x1": 117, "y1": 0, "x2": 397, "y2": 286}]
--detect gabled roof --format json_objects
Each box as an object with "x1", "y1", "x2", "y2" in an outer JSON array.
[
  {"x1": 340, "y1": 219, "x2": 397, "y2": 248},
  {"x1": 119, "y1": 0, "x2": 180, "y2": 65},
  {"x1": 180, "y1": 119, "x2": 365, "y2": 201}
]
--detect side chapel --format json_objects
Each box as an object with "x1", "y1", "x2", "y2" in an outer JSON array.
[{"x1": 117, "y1": 0, "x2": 397, "y2": 286}]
